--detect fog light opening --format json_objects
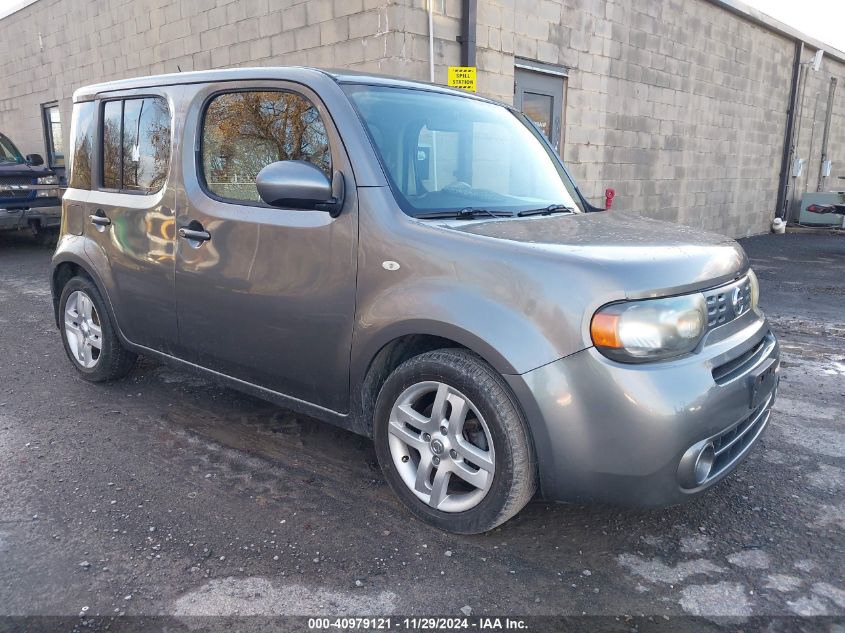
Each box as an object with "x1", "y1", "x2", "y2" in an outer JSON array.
[{"x1": 694, "y1": 443, "x2": 716, "y2": 485}]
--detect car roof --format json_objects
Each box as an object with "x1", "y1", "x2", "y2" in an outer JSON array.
[{"x1": 72, "y1": 66, "x2": 504, "y2": 107}]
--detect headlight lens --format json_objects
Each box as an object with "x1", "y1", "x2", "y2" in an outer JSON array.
[
  {"x1": 37, "y1": 175, "x2": 58, "y2": 185},
  {"x1": 591, "y1": 294, "x2": 707, "y2": 362},
  {"x1": 747, "y1": 268, "x2": 760, "y2": 311}
]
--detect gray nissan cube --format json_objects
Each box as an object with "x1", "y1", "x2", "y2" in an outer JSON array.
[{"x1": 51, "y1": 68, "x2": 780, "y2": 533}]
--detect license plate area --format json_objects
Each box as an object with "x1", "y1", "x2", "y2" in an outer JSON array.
[{"x1": 748, "y1": 357, "x2": 777, "y2": 409}]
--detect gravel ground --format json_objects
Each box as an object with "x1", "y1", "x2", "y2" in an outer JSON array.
[{"x1": 0, "y1": 230, "x2": 842, "y2": 629}]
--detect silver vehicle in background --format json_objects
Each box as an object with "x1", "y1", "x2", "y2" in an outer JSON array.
[{"x1": 51, "y1": 68, "x2": 779, "y2": 533}]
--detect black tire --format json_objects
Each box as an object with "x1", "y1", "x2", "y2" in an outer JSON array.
[
  {"x1": 34, "y1": 227, "x2": 59, "y2": 248},
  {"x1": 59, "y1": 276, "x2": 137, "y2": 382},
  {"x1": 373, "y1": 349, "x2": 537, "y2": 534}
]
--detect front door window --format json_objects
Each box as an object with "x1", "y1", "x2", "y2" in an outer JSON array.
[{"x1": 200, "y1": 90, "x2": 331, "y2": 204}]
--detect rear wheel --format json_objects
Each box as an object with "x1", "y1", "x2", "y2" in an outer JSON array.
[
  {"x1": 29, "y1": 220, "x2": 58, "y2": 247},
  {"x1": 59, "y1": 276, "x2": 137, "y2": 382},
  {"x1": 373, "y1": 349, "x2": 536, "y2": 533}
]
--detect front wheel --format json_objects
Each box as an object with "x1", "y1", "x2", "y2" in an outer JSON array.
[{"x1": 373, "y1": 349, "x2": 537, "y2": 533}]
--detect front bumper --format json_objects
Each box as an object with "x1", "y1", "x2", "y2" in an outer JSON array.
[
  {"x1": 1, "y1": 197, "x2": 63, "y2": 212},
  {"x1": 0, "y1": 204, "x2": 62, "y2": 231},
  {"x1": 506, "y1": 311, "x2": 779, "y2": 506}
]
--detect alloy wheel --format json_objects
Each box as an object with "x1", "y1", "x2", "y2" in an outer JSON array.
[
  {"x1": 388, "y1": 381, "x2": 495, "y2": 512},
  {"x1": 64, "y1": 290, "x2": 102, "y2": 369}
]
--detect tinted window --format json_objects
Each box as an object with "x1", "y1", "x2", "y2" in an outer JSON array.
[
  {"x1": 69, "y1": 102, "x2": 95, "y2": 189},
  {"x1": 102, "y1": 100, "x2": 122, "y2": 189},
  {"x1": 101, "y1": 97, "x2": 170, "y2": 193},
  {"x1": 124, "y1": 98, "x2": 170, "y2": 193},
  {"x1": 122, "y1": 99, "x2": 142, "y2": 190},
  {"x1": 201, "y1": 91, "x2": 331, "y2": 203}
]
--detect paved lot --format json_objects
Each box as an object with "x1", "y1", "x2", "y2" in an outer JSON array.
[{"x1": 0, "y1": 230, "x2": 842, "y2": 627}]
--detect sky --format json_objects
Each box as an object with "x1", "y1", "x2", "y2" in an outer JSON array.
[
  {"x1": 744, "y1": 0, "x2": 845, "y2": 53},
  {"x1": 0, "y1": 0, "x2": 843, "y2": 53}
]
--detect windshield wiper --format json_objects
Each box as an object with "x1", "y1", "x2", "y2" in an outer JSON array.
[
  {"x1": 415, "y1": 207, "x2": 514, "y2": 220},
  {"x1": 517, "y1": 204, "x2": 575, "y2": 217}
]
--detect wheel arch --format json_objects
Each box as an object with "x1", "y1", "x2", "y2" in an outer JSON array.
[
  {"x1": 351, "y1": 321, "x2": 521, "y2": 437},
  {"x1": 51, "y1": 253, "x2": 121, "y2": 341}
]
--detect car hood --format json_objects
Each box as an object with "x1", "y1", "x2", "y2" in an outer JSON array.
[
  {"x1": 445, "y1": 211, "x2": 748, "y2": 299},
  {"x1": 0, "y1": 163, "x2": 54, "y2": 178}
]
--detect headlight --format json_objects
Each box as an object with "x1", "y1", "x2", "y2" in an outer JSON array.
[
  {"x1": 747, "y1": 268, "x2": 760, "y2": 311},
  {"x1": 37, "y1": 175, "x2": 58, "y2": 185},
  {"x1": 591, "y1": 294, "x2": 707, "y2": 362}
]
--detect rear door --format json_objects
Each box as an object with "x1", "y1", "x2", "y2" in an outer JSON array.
[
  {"x1": 174, "y1": 81, "x2": 358, "y2": 413},
  {"x1": 83, "y1": 90, "x2": 179, "y2": 354}
]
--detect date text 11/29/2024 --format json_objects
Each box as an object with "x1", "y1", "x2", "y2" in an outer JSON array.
[{"x1": 307, "y1": 617, "x2": 528, "y2": 630}]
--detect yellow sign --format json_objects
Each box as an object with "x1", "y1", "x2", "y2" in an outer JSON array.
[{"x1": 447, "y1": 66, "x2": 477, "y2": 92}]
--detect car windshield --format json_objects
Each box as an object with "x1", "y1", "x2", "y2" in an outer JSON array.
[
  {"x1": 343, "y1": 84, "x2": 582, "y2": 217},
  {"x1": 0, "y1": 134, "x2": 24, "y2": 164}
]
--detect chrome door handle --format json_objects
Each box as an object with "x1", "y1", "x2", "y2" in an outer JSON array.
[
  {"x1": 178, "y1": 227, "x2": 211, "y2": 242},
  {"x1": 89, "y1": 214, "x2": 111, "y2": 226}
]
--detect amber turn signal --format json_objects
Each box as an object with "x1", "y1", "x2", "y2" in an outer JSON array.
[{"x1": 590, "y1": 312, "x2": 621, "y2": 348}]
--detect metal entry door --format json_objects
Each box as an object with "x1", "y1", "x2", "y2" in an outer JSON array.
[{"x1": 514, "y1": 68, "x2": 565, "y2": 152}]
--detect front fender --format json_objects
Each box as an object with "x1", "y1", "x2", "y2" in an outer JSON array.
[{"x1": 351, "y1": 279, "x2": 576, "y2": 384}]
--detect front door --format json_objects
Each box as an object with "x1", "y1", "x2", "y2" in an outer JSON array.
[
  {"x1": 174, "y1": 82, "x2": 358, "y2": 414},
  {"x1": 514, "y1": 68, "x2": 565, "y2": 153}
]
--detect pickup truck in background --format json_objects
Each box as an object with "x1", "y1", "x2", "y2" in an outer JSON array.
[{"x1": 1, "y1": 132, "x2": 64, "y2": 241}]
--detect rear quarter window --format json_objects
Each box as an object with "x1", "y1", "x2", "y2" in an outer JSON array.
[{"x1": 68, "y1": 101, "x2": 96, "y2": 189}]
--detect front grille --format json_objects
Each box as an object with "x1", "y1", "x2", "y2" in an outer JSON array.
[
  {"x1": 0, "y1": 190, "x2": 33, "y2": 200},
  {"x1": 708, "y1": 392, "x2": 773, "y2": 481},
  {"x1": 0, "y1": 175, "x2": 35, "y2": 202},
  {"x1": 0, "y1": 175, "x2": 35, "y2": 186},
  {"x1": 712, "y1": 332, "x2": 776, "y2": 384},
  {"x1": 704, "y1": 276, "x2": 752, "y2": 328}
]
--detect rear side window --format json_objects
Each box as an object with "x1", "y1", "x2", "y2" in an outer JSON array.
[
  {"x1": 201, "y1": 91, "x2": 331, "y2": 203},
  {"x1": 101, "y1": 97, "x2": 170, "y2": 194},
  {"x1": 102, "y1": 101, "x2": 122, "y2": 189},
  {"x1": 69, "y1": 102, "x2": 96, "y2": 189}
]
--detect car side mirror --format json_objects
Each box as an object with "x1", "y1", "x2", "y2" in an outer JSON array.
[
  {"x1": 25, "y1": 153, "x2": 44, "y2": 166},
  {"x1": 256, "y1": 160, "x2": 344, "y2": 217}
]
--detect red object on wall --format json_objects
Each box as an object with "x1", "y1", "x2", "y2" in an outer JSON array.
[{"x1": 605, "y1": 188, "x2": 616, "y2": 210}]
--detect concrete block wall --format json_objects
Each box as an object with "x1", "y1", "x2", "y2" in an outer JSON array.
[
  {"x1": 475, "y1": 0, "x2": 836, "y2": 236},
  {"x1": 1, "y1": 0, "x2": 843, "y2": 237},
  {"x1": 0, "y1": 0, "x2": 397, "y2": 166},
  {"x1": 787, "y1": 50, "x2": 845, "y2": 218}
]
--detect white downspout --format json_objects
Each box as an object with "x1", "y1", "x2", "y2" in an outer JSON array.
[{"x1": 428, "y1": 0, "x2": 435, "y2": 83}]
